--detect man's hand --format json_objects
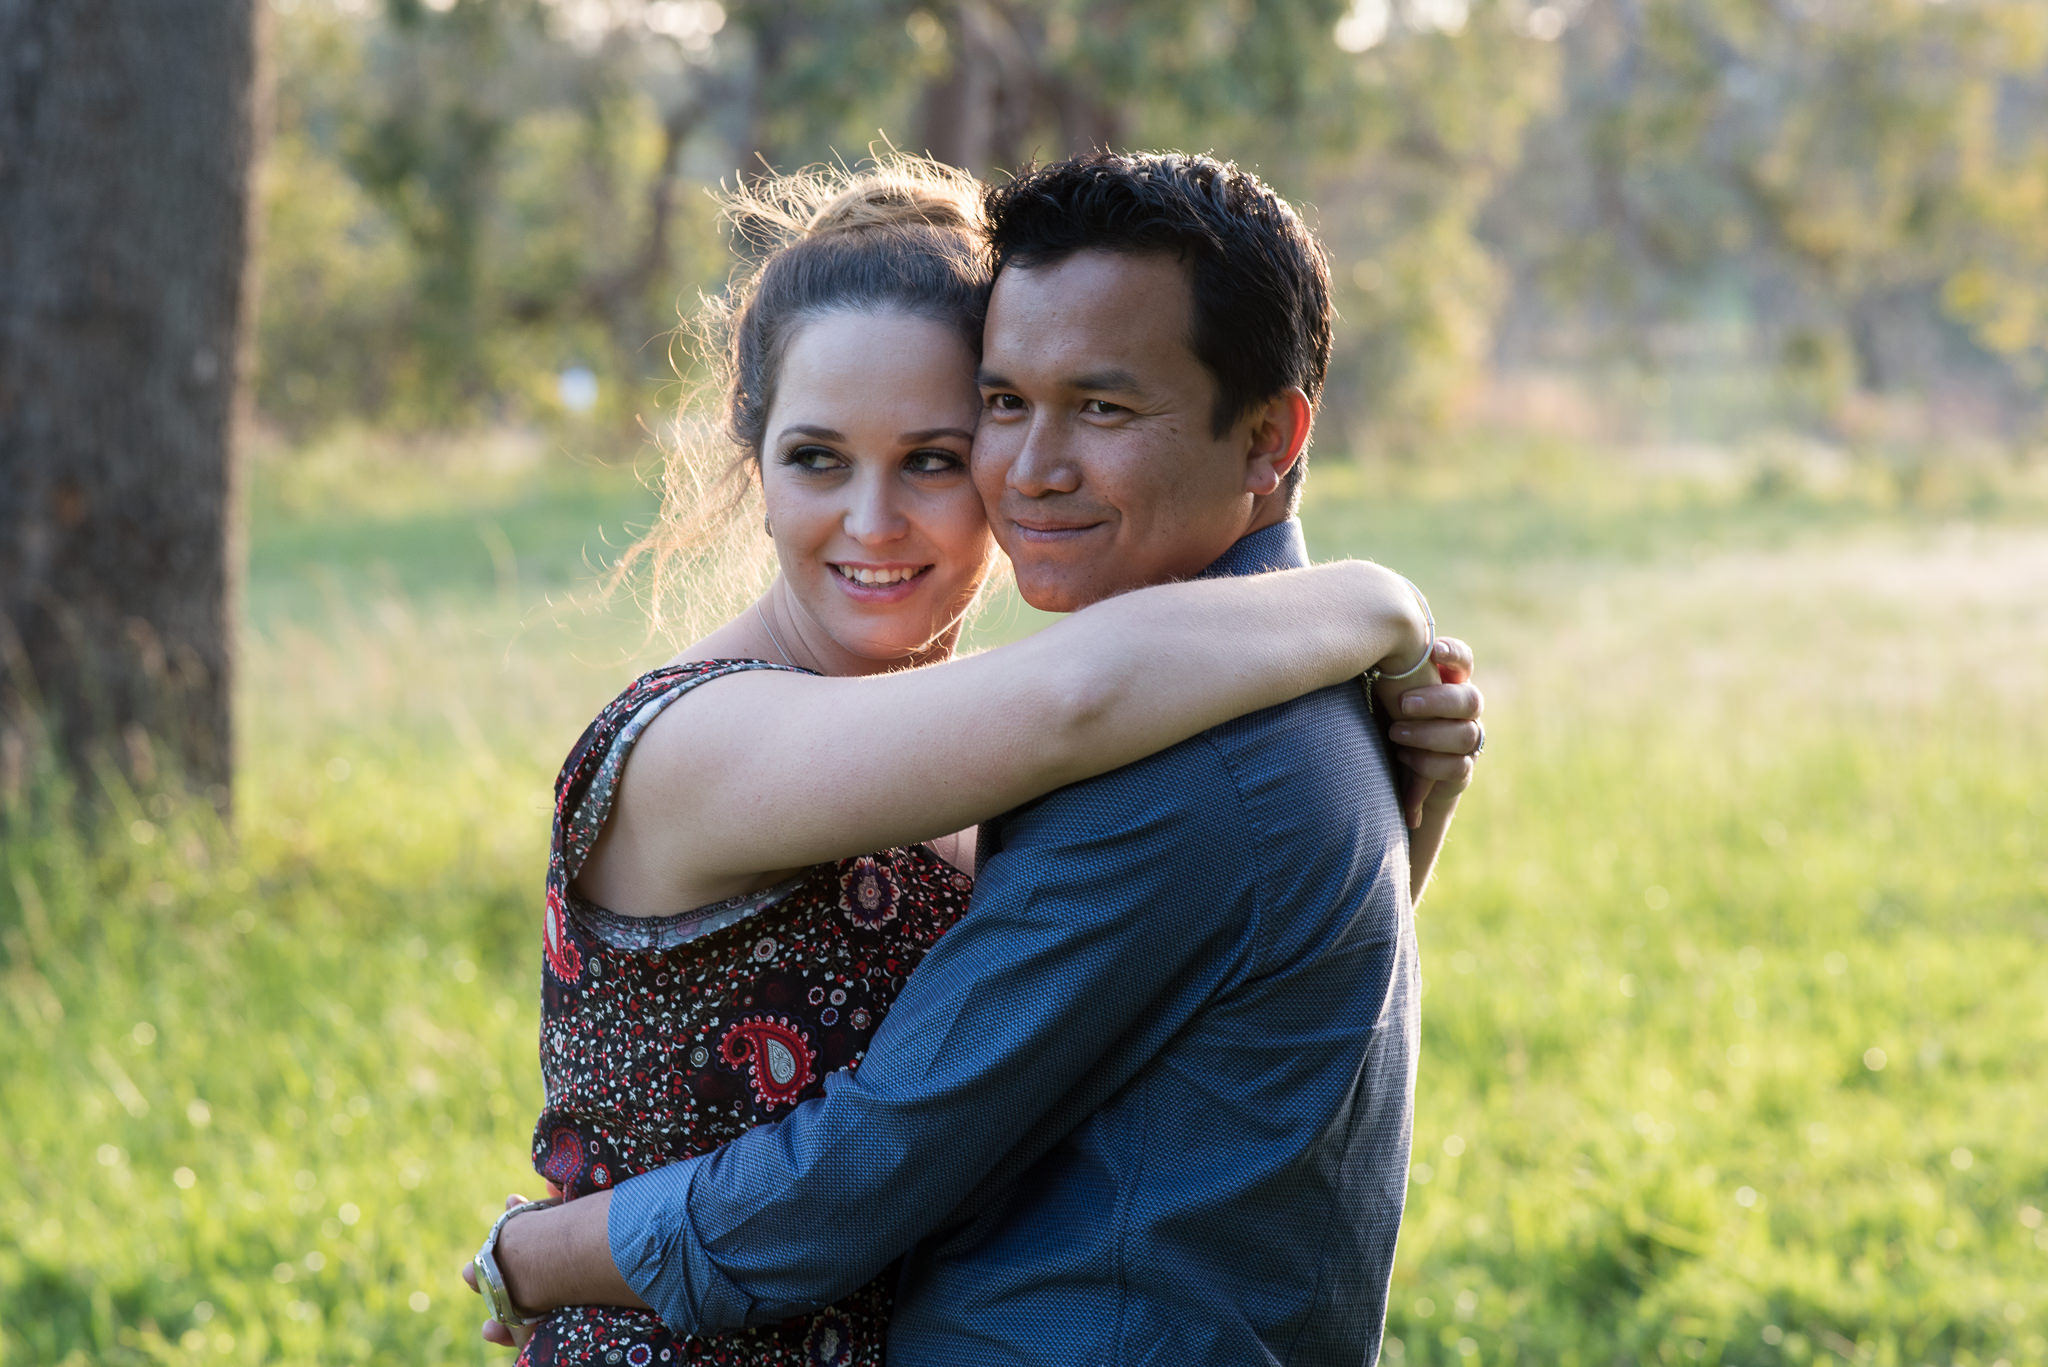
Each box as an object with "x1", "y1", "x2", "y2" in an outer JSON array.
[
  {"x1": 1380, "y1": 637, "x2": 1484, "y2": 829},
  {"x1": 463, "y1": 1193, "x2": 538, "y2": 1350},
  {"x1": 460, "y1": 1186, "x2": 645, "y2": 1348}
]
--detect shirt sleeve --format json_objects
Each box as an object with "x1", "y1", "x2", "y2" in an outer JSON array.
[{"x1": 606, "y1": 735, "x2": 1262, "y2": 1333}]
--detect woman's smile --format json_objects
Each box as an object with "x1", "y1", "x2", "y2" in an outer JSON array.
[{"x1": 828, "y1": 561, "x2": 936, "y2": 602}]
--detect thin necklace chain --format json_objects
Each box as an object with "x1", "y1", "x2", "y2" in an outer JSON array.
[{"x1": 755, "y1": 600, "x2": 798, "y2": 669}]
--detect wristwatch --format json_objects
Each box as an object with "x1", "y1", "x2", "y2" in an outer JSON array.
[{"x1": 473, "y1": 1197, "x2": 560, "y2": 1329}]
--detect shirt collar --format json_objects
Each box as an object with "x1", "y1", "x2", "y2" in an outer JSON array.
[{"x1": 1196, "y1": 518, "x2": 1310, "y2": 580}]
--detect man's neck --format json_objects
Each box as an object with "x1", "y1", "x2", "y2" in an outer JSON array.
[
  {"x1": 1241, "y1": 496, "x2": 1294, "y2": 542},
  {"x1": 1184, "y1": 494, "x2": 1294, "y2": 584},
  {"x1": 1196, "y1": 516, "x2": 1307, "y2": 583}
]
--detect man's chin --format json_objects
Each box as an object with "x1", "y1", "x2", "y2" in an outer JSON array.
[
  {"x1": 1013, "y1": 576, "x2": 1084, "y2": 615},
  {"x1": 1005, "y1": 560, "x2": 1086, "y2": 615},
  {"x1": 1013, "y1": 562, "x2": 1143, "y2": 615}
]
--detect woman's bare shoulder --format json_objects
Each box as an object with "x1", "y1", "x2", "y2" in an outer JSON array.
[{"x1": 574, "y1": 660, "x2": 802, "y2": 915}]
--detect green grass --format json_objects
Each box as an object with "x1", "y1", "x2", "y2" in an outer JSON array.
[{"x1": 3, "y1": 427, "x2": 2045, "y2": 1365}]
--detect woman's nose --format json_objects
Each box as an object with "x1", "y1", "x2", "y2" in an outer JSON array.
[{"x1": 843, "y1": 470, "x2": 911, "y2": 542}]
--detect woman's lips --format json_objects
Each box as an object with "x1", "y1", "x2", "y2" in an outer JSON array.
[{"x1": 828, "y1": 562, "x2": 933, "y2": 604}]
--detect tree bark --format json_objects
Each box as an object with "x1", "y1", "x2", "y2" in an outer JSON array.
[
  {"x1": 0, "y1": 0, "x2": 263, "y2": 811},
  {"x1": 915, "y1": 1, "x2": 1044, "y2": 175}
]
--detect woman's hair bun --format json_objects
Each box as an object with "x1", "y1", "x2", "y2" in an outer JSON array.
[
  {"x1": 805, "y1": 173, "x2": 980, "y2": 236},
  {"x1": 724, "y1": 154, "x2": 984, "y2": 253}
]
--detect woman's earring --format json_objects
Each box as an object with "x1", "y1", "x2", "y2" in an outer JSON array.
[{"x1": 762, "y1": 514, "x2": 773, "y2": 538}]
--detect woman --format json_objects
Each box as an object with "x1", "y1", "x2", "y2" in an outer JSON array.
[{"x1": 494, "y1": 158, "x2": 1479, "y2": 1366}]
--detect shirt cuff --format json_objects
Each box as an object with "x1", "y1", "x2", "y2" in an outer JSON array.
[{"x1": 606, "y1": 1156, "x2": 756, "y2": 1335}]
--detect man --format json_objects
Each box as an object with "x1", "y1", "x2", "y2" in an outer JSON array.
[{"x1": 471, "y1": 150, "x2": 1480, "y2": 1364}]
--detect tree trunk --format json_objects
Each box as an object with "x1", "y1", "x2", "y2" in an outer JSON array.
[
  {"x1": 916, "y1": 1, "x2": 1043, "y2": 175},
  {"x1": 0, "y1": 0, "x2": 263, "y2": 811}
]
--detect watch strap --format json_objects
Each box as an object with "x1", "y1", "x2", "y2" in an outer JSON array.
[{"x1": 473, "y1": 1197, "x2": 560, "y2": 1328}]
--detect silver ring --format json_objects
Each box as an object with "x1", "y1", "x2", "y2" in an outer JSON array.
[{"x1": 1474, "y1": 722, "x2": 1486, "y2": 756}]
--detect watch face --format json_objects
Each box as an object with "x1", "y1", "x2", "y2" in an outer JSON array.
[{"x1": 477, "y1": 1250, "x2": 514, "y2": 1323}]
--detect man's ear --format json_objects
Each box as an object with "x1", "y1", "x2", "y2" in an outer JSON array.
[{"x1": 1241, "y1": 387, "x2": 1313, "y2": 498}]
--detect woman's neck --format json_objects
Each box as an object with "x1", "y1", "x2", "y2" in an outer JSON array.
[{"x1": 679, "y1": 581, "x2": 960, "y2": 677}]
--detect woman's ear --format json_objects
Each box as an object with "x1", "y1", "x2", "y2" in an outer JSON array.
[{"x1": 1242, "y1": 387, "x2": 1314, "y2": 498}]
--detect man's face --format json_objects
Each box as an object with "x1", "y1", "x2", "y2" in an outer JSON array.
[{"x1": 973, "y1": 250, "x2": 1275, "y2": 613}]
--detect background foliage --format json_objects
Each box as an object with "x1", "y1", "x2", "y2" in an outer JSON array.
[{"x1": 255, "y1": 0, "x2": 2048, "y2": 448}]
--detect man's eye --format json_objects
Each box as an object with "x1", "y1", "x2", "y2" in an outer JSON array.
[
  {"x1": 985, "y1": 393, "x2": 1025, "y2": 413},
  {"x1": 1082, "y1": 399, "x2": 1126, "y2": 415}
]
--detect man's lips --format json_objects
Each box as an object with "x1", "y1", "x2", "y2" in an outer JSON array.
[{"x1": 1007, "y1": 517, "x2": 1106, "y2": 541}]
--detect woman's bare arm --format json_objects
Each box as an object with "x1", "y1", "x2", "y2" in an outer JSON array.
[{"x1": 588, "y1": 559, "x2": 1431, "y2": 911}]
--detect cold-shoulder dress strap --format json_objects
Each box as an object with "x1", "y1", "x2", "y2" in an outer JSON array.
[{"x1": 544, "y1": 659, "x2": 813, "y2": 952}]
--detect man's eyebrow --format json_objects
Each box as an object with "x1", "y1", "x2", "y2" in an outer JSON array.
[
  {"x1": 1068, "y1": 368, "x2": 1144, "y2": 394},
  {"x1": 975, "y1": 368, "x2": 1145, "y2": 394}
]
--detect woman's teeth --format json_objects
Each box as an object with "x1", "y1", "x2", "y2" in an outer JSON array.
[{"x1": 835, "y1": 565, "x2": 923, "y2": 586}]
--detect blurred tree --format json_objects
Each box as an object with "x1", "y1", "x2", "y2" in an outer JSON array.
[
  {"x1": 260, "y1": 6, "x2": 416, "y2": 429},
  {"x1": 1499, "y1": 0, "x2": 2048, "y2": 426},
  {"x1": 258, "y1": 0, "x2": 746, "y2": 430},
  {"x1": 0, "y1": 0, "x2": 265, "y2": 809},
  {"x1": 252, "y1": 0, "x2": 1553, "y2": 444},
  {"x1": 248, "y1": 0, "x2": 2048, "y2": 448},
  {"x1": 1301, "y1": 1, "x2": 1562, "y2": 447}
]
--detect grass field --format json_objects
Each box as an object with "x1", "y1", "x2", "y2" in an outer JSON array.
[{"x1": 3, "y1": 426, "x2": 2045, "y2": 1365}]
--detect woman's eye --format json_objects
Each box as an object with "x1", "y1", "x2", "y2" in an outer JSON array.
[
  {"x1": 906, "y1": 448, "x2": 965, "y2": 474},
  {"x1": 784, "y1": 445, "x2": 841, "y2": 470}
]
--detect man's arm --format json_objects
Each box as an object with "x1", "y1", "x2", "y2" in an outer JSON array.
[{"x1": 491, "y1": 739, "x2": 1259, "y2": 1335}]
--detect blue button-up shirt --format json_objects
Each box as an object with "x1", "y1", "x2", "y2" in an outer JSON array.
[{"x1": 610, "y1": 518, "x2": 1420, "y2": 1366}]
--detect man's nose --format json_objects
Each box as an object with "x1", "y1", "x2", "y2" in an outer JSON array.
[
  {"x1": 1004, "y1": 414, "x2": 1081, "y2": 498},
  {"x1": 843, "y1": 469, "x2": 910, "y2": 542}
]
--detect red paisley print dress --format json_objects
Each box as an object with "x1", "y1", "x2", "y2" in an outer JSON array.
[{"x1": 520, "y1": 661, "x2": 972, "y2": 1367}]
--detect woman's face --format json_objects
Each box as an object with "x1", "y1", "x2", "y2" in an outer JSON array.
[{"x1": 759, "y1": 308, "x2": 992, "y2": 672}]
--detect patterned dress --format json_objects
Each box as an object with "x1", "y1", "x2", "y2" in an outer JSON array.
[{"x1": 518, "y1": 660, "x2": 972, "y2": 1367}]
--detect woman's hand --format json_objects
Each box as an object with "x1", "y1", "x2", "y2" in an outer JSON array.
[{"x1": 1379, "y1": 637, "x2": 1484, "y2": 829}]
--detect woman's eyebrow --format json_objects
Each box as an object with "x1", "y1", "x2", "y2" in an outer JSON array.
[
  {"x1": 777, "y1": 423, "x2": 846, "y2": 442},
  {"x1": 901, "y1": 427, "x2": 976, "y2": 443}
]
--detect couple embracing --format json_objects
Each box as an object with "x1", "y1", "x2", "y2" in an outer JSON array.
[{"x1": 463, "y1": 149, "x2": 1487, "y2": 1366}]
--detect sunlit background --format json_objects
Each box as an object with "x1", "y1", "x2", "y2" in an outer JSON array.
[{"x1": 4, "y1": 1, "x2": 2046, "y2": 1363}]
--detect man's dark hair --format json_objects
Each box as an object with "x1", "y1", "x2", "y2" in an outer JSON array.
[{"x1": 984, "y1": 150, "x2": 1333, "y2": 506}]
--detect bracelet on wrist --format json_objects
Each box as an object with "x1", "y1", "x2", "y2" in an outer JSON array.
[{"x1": 1377, "y1": 575, "x2": 1436, "y2": 681}]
